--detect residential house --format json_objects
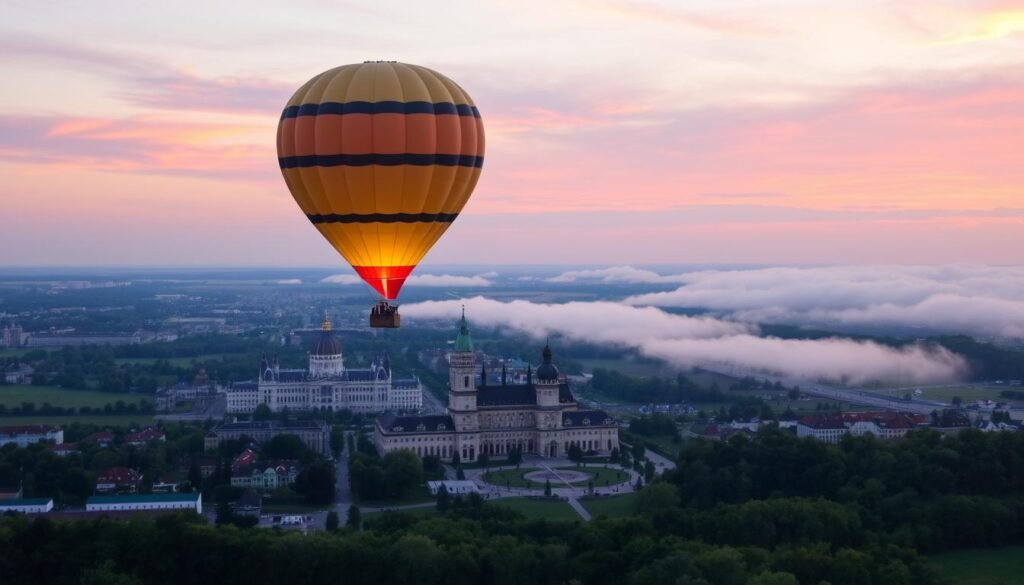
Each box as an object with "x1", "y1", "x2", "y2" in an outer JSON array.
[
  {"x1": 95, "y1": 467, "x2": 143, "y2": 494},
  {"x1": 125, "y1": 427, "x2": 166, "y2": 447}
]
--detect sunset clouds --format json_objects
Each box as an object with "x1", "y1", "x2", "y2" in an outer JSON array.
[{"x1": 0, "y1": 0, "x2": 1022, "y2": 265}]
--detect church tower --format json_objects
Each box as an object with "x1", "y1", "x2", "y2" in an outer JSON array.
[
  {"x1": 448, "y1": 310, "x2": 479, "y2": 460},
  {"x1": 448, "y1": 310, "x2": 478, "y2": 414},
  {"x1": 535, "y1": 343, "x2": 562, "y2": 407}
]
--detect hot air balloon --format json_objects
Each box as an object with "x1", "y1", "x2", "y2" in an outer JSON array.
[{"x1": 276, "y1": 62, "x2": 485, "y2": 328}]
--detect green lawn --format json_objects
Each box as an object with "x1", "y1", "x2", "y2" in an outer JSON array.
[
  {"x1": 490, "y1": 497, "x2": 581, "y2": 521},
  {"x1": 482, "y1": 467, "x2": 542, "y2": 488},
  {"x1": 353, "y1": 486, "x2": 434, "y2": 507},
  {"x1": 0, "y1": 385, "x2": 150, "y2": 409},
  {"x1": 555, "y1": 467, "x2": 630, "y2": 487},
  {"x1": 0, "y1": 414, "x2": 156, "y2": 427},
  {"x1": 930, "y1": 546, "x2": 1024, "y2": 585},
  {"x1": 581, "y1": 492, "x2": 638, "y2": 518}
]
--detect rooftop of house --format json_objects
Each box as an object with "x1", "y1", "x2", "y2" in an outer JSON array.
[
  {"x1": 88, "y1": 493, "x2": 200, "y2": 504},
  {"x1": 0, "y1": 498, "x2": 52, "y2": 507}
]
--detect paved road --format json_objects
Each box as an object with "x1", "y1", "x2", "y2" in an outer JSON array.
[
  {"x1": 336, "y1": 432, "x2": 352, "y2": 509},
  {"x1": 420, "y1": 387, "x2": 447, "y2": 414}
]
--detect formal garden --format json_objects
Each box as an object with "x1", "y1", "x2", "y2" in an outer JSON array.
[{"x1": 481, "y1": 465, "x2": 631, "y2": 490}]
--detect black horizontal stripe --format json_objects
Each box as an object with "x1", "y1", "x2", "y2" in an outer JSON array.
[
  {"x1": 307, "y1": 212, "x2": 459, "y2": 224},
  {"x1": 281, "y1": 101, "x2": 480, "y2": 119},
  {"x1": 279, "y1": 153, "x2": 483, "y2": 169}
]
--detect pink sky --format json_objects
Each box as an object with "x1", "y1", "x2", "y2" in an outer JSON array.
[{"x1": 1, "y1": 0, "x2": 1022, "y2": 266}]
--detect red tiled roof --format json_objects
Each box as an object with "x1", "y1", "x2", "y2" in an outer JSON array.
[
  {"x1": 97, "y1": 467, "x2": 142, "y2": 484},
  {"x1": 125, "y1": 428, "x2": 165, "y2": 443}
]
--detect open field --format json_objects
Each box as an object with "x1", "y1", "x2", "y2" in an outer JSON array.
[
  {"x1": 578, "y1": 358, "x2": 677, "y2": 378},
  {"x1": 0, "y1": 385, "x2": 150, "y2": 409},
  {"x1": 0, "y1": 414, "x2": 156, "y2": 427},
  {"x1": 491, "y1": 497, "x2": 581, "y2": 521},
  {"x1": 930, "y1": 546, "x2": 1024, "y2": 585},
  {"x1": 581, "y1": 493, "x2": 638, "y2": 518}
]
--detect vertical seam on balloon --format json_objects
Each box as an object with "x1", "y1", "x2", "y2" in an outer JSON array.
[
  {"x1": 391, "y1": 62, "x2": 406, "y2": 277},
  {"x1": 342, "y1": 67, "x2": 375, "y2": 271},
  {"x1": 395, "y1": 64, "x2": 431, "y2": 270},
  {"x1": 370, "y1": 65, "x2": 386, "y2": 294},
  {"x1": 316, "y1": 70, "x2": 361, "y2": 268}
]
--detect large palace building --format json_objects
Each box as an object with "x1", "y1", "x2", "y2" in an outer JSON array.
[
  {"x1": 375, "y1": 313, "x2": 619, "y2": 462},
  {"x1": 227, "y1": 316, "x2": 422, "y2": 414}
]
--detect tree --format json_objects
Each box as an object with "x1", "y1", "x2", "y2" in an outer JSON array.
[
  {"x1": 264, "y1": 434, "x2": 309, "y2": 461},
  {"x1": 456, "y1": 466, "x2": 466, "y2": 480},
  {"x1": 788, "y1": 388, "x2": 801, "y2": 401},
  {"x1": 635, "y1": 476, "x2": 644, "y2": 490},
  {"x1": 632, "y1": 441, "x2": 645, "y2": 462},
  {"x1": 329, "y1": 427, "x2": 345, "y2": 456},
  {"x1": 478, "y1": 451, "x2": 490, "y2": 470},
  {"x1": 187, "y1": 460, "x2": 202, "y2": 492},
  {"x1": 644, "y1": 460, "x2": 656, "y2": 483},
  {"x1": 295, "y1": 461, "x2": 336, "y2": 505},
  {"x1": 452, "y1": 450, "x2": 461, "y2": 466},
  {"x1": 346, "y1": 504, "x2": 361, "y2": 529},
  {"x1": 635, "y1": 482, "x2": 678, "y2": 517},
  {"x1": 952, "y1": 396, "x2": 963, "y2": 407},
  {"x1": 568, "y1": 443, "x2": 584, "y2": 465},
  {"x1": 215, "y1": 500, "x2": 235, "y2": 525},
  {"x1": 507, "y1": 446, "x2": 522, "y2": 468},
  {"x1": 253, "y1": 403, "x2": 273, "y2": 421},
  {"x1": 610, "y1": 447, "x2": 620, "y2": 463},
  {"x1": 325, "y1": 510, "x2": 339, "y2": 532},
  {"x1": 382, "y1": 450, "x2": 424, "y2": 499},
  {"x1": 544, "y1": 479, "x2": 552, "y2": 497},
  {"x1": 436, "y1": 484, "x2": 450, "y2": 514}
]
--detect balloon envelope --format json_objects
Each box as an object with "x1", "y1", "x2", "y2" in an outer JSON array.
[{"x1": 277, "y1": 62, "x2": 485, "y2": 299}]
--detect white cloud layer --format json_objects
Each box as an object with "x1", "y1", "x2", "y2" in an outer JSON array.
[
  {"x1": 625, "y1": 265, "x2": 1024, "y2": 339},
  {"x1": 548, "y1": 266, "x2": 690, "y2": 284},
  {"x1": 275, "y1": 278, "x2": 302, "y2": 285},
  {"x1": 320, "y1": 273, "x2": 494, "y2": 287},
  {"x1": 402, "y1": 297, "x2": 965, "y2": 384}
]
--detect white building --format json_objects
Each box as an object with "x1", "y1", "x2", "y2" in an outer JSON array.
[
  {"x1": 0, "y1": 425, "x2": 63, "y2": 447},
  {"x1": 375, "y1": 313, "x2": 619, "y2": 462},
  {"x1": 226, "y1": 316, "x2": 422, "y2": 414},
  {"x1": 0, "y1": 498, "x2": 53, "y2": 514},
  {"x1": 86, "y1": 493, "x2": 202, "y2": 513}
]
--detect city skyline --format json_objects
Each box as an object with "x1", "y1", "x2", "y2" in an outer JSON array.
[{"x1": 2, "y1": 0, "x2": 1022, "y2": 265}]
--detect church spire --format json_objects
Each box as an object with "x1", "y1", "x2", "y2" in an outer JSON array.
[
  {"x1": 453, "y1": 308, "x2": 473, "y2": 353},
  {"x1": 321, "y1": 311, "x2": 332, "y2": 331}
]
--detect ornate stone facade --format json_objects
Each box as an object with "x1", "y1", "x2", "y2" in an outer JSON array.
[
  {"x1": 226, "y1": 316, "x2": 422, "y2": 414},
  {"x1": 375, "y1": 313, "x2": 619, "y2": 462}
]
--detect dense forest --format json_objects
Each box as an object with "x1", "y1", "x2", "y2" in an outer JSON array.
[{"x1": 7, "y1": 428, "x2": 1024, "y2": 584}]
